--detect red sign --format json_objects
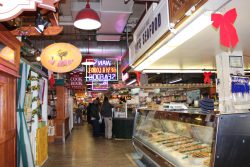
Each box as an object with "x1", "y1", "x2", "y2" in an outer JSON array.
[{"x1": 70, "y1": 73, "x2": 83, "y2": 90}]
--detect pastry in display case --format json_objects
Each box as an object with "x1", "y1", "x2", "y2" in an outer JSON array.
[{"x1": 133, "y1": 109, "x2": 250, "y2": 167}]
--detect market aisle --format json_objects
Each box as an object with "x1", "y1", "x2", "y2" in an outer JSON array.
[{"x1": 43, "y1": 124, "x2": 137, "y2": 167}]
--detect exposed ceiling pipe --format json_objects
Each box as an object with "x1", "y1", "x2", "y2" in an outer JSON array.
[{"x1": 29, "y1": 39, "x2": 127, "y2": 58}]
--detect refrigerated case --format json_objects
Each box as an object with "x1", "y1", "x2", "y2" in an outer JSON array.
[{"x1": 133, "y1": 109, "x2": 250, "y2": 167}]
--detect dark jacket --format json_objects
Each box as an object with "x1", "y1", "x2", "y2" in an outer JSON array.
[
  {"x1": 90, "y1": 104, "x2": 100, "y2": 120},
  {"x1": 101, "y1": 102, "x2": 113, "y2": 117}
]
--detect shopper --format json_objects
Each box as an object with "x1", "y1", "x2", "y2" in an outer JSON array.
[
  {"x1": 101, "y1": 96, "x2": 113, "y2": 139},
  {"x1": 76, "y1": 104, "x2": 83, "y2": 125},
  {"x1": 200, "y1": 92, "x2": 214, "y2": 113},
  {"x1": 87, "y1": 102, "x2": 92, "y2": 124},
  {"x1": 90, "y1": 99, "x2": 101, "y2": 137},
  {"x1": 47, "y1": 103, "x2": 53, "y2": 120}
]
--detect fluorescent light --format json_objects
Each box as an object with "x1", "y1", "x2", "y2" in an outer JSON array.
[
  {"x1": 142, "y1": 69, "x2": 216, "y2": 73},
  {"x1": 126, "y1": 79, "x2": 137, "y2": 85},
  {"x1": 134, "y1": 11, "x2": 212, "y2": 71},
  {"x1": 169, "y1": 78, "x2": 182, "y2": 84},
  {"x1": 135, "y1": 46, "x2": 175, "y2": 71},
  {"x1": 167, "y1": 11, "x2": 212, "y2": 47}
]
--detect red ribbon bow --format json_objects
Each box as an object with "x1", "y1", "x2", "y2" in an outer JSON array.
[
  {"x1": 135, "y1": 71, "x2": 141, "y2": 86},
  {"x1": 204, "y1": 72, "x2": 212, "y2": 84},
  {"x1": 211, "y1": 8, "x2": 239, "y2": 48}
]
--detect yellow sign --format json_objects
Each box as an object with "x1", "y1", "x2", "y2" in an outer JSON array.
[
  {"x1": 0, "y1": 46, "x2": 15, "y2": 63},
  {"x1": 41, "y1": 43, "x2": 82, "y2": 73}
]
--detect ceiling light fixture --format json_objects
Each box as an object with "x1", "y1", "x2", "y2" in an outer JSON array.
[
  {"x1": 142, "y1": 69, "x2": 217, "y2": 73},
  {"x1": 74, "y1": 0, "x2": 101, "y2": 30},
  {"x1": 36, "y1": 56, "x2": 41, "y2": 61},
  {"x1": 134, "y1": 11, "x2": 212, "y2": 71},
  {"x1": 169, "y1": 78, "x2": 182, "y2": 84},
  {"x1": 81, "y1": 56, "x2": 95, "y2": 65},
  {"x1": 126, "y1": 79, "x2": 137, "y2": 86},
  {"x1": 35, "y1": 11, "x2": 49, "y2": 33},
  {"x1": 81, "y1": 36, "x2": 95, "y2": 65}
]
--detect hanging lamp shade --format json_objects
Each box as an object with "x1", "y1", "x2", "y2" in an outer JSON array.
[
  {"x1": 81, "y1": 56, "x2": 95, "y2": 65},
  {"x1": 74, "y1": 1, "x2": 101, "y2": 30}
]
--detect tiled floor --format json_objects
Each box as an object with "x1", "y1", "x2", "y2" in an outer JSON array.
[{"x1": 43, "y1": 123, "x2": 137, "y2": 167}]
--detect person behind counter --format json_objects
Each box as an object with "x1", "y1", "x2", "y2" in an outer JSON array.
[
  {"x1": 199, "y1": 92, "x2": 214, "y2": 113},
  {"x1": 101, "y1": 96, "x2": 114, "y2": 139}
]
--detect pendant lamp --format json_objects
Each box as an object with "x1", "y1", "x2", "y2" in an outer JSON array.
[
  {"x1": 81, "y1": 37, "x2": 95, "y2": 65},
  {"x1": 74, "y1": 0, "x2": 101, "y2": 30},
  {"x1": 81, "y1": 56, "x2": 95, "y2": 65}
]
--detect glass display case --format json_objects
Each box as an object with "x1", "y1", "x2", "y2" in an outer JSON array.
[{"x1": 133, "y1": 109, "x2": 250, "y2": 167}]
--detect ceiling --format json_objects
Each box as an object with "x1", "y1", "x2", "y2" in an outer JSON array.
[
  {"x1": 3, "y1": 0, "x2": 148, "y2": 62},
  {"x1": 145, "y1": 0, "x2": 250, "y2": 71}
]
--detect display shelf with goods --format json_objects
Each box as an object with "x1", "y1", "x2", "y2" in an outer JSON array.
[
  {"x1": 129, "y1": 84, "x2": 217, "y2": 112},
  {"x1": 53, "y1": 79, "x2": 73, "y2": 143},
  {"x1": 47, "y1": 88, "x2": 56, "y2": 143},
  {"x1": 23, "y1": 68, "x2": 49, "y2": 167},
  {"x1": 133, "y1": 109, "x2": 250, "y2": 167}
]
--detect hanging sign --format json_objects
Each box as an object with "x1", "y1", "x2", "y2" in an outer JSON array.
[
  {"x1": 40, "y1": 43, "x2": 82, "y2": 73},
  {"x1": 92, "y1": 80, "x2": 109, "y2": 91},
  {"x1": 231, "y1": 76, "x2": 249, "y2": 94},
  {"x1": 85, "y1": 58, "x2": 118, "y2": 82},
  {"x1": 130, "y1": 0, "x2": 169, "y2": 65},
  {"x1": 70, "y1": 73, "x2": 83, "y2": 90},
  {"x1": 0, "y1": 0, "x2": 59, "y2": 21}
]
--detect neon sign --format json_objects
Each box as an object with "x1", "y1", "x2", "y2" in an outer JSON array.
[
  {"x1": 86, "y1": 58, "x2": 118, "y2": 82},
  {"x1": 122, "y1": 73, "x2": 129, "y2": 81},
  {"x1": 92, "y1": 81, "x2": 109, "y2": 90},
  {"x1": 70, "y1": 73, "x2": 83, "y2": 90}
]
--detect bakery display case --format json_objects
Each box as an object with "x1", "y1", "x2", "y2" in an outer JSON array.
[{"x1": 133, "y1": 109, "x2": 250, "y2": 167}]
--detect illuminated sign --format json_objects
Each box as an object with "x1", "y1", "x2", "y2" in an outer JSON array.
[
  {"x1": 86, "y1": 58, "x2": 118, "y2": 82},
  {"x1": 122, "y1": 73, "x2": 129, "y2": 81},
  {"x1": 41, "y1": 43, "x2": 82, "y2": 73},
  {"x1": 70, "y1": 73, "x2": 83, "y2": 90},
  {"x1": 92, "y1": 81, "x2": 109, "y2": 90}
]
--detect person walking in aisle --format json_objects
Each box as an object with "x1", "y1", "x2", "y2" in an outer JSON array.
[
  {"x1": 101, "y1": 96, "x2": 113, "y2": 139},
  {"x1": 76, "y1": 104, "x2": 84, "y2": 125},
  {"x1": 90, "y1": 99, "x2": 101, "y2": 137}
]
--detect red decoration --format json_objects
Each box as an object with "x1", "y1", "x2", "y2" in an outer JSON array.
[
  {"x1": 135, "y1": 71, "x2": 141, "y2": 86},
  {"x1": 204, "y1": 72, "x2": 212, "y2": 84},
  {"x1": 211, "y1": 8, "x2": 239, "y2": 48},
  {"x1": 81, "y1": 56, "x2": 95, "y2": 65},
  {"x1": 49, "y1": 73, "x2": 55, "y2": 89},
  {"x1": 70, "y1": 73, "x2": 83, "y2": 90}
]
